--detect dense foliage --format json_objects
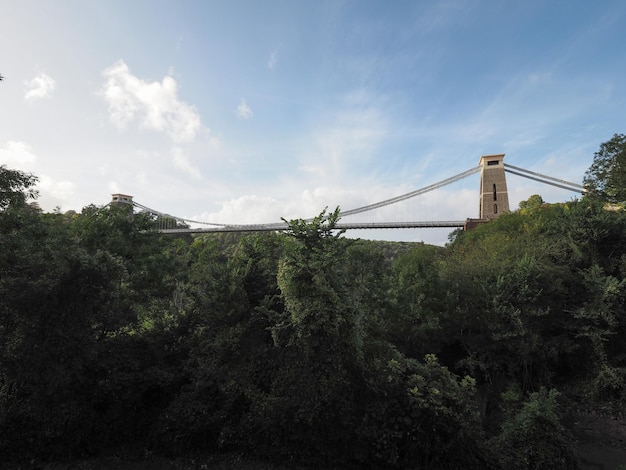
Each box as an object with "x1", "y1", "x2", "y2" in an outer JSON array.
[
  {"x1": 584, "y1": 133, "x2": 626, "y2": 203},
  {"x1": 2, "y1": 138, "x2": 626, "y2": 468}
]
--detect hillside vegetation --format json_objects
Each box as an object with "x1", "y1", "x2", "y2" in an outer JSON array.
[{"x1": 1, "y1": 135, "x2": 626, "y2": 469}]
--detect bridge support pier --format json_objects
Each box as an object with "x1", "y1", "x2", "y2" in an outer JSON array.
[{"x1": 478, "y1": 154, "x2": 509, "y2": 220}]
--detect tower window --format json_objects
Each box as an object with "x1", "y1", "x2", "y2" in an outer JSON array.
[
  {"x1": 487, "y1": 160, "x2": 499, "y2": 166},
  {"x1": 494, "y1": 204, "x2": 498, "y2": 214},
  {"x1": 493, "y1": 183, "x2": 497, "y2": 201}
]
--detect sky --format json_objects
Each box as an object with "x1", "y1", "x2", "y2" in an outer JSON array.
[{"x1": 1, "y1": 0, "x2": 625, "y2": 244}]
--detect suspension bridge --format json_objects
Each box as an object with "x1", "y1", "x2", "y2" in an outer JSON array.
[{"x1": 110, "y1": 155, "x2": 585, "y2": 234}]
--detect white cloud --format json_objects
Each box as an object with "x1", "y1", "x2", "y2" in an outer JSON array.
[
  {"x1": 24, "y1": 73, "x2": 55, "y2": 101},
  {"x1": 237, "y1": 98, "x2": 253, "y2": 119},
  {"x1": 37, "y1": 175, "x2": 75, "y2": 201},
  {"x1": 171, "y1": 147, "x2": 202, "y2": 179},
  {"x1": 201, "y1": 195, "x2": 282, "y2": 224},
  {"x1": 100, "y1": 60, "x2": 203, "y2": 143},
  {"x1": 0, "y1": 141, "x2": 74, "y2": 209},
  {"x1": 0, "y1": 140, "x2": 38, "y2": 170},
  {"x1": 268, "y1": 50, "x2": 278, "y2": 69}
]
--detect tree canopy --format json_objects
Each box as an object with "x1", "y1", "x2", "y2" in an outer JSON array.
[
  {"x1": 0, "y1": 165, "x2": 38, "y2": 210},
  {"x1": 2, "y1": 136, "x2": 626, "y2": 469},
  {"x1": 583, "y1": 133, "x2": 626, "y2": 203}
]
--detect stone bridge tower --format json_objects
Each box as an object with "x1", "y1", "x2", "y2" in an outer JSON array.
[{"x1": 479, "y1": 154, "x2": 509, "y2": 220}]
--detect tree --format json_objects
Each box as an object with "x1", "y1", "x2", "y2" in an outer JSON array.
[
  {"x1": 583, "y1": 133, "x2": 626, "y2": 203},
  {"x1": 0, "y1": 165, "x2": 38, "y2": 210},
  {"x1": 388, "y1": 243, "x2": 447, "y2": 358},
  {"x1": 256, "y1": 208, "x2": 362, "y2": 463},
  {"x1": 518, "y1": 194, "x2": 544, "y2": 212},
  {"x1": 491, "y1": 388, "x2": 578, "y2": 470},
  {"x1": 0, "y1": 202, "x2": 130, "y2": 459}
]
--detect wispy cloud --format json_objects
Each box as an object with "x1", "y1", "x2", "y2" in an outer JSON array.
[
  {"x1": 528, "y1": 72, "x2": 552, "y2": 86},
  {"x1": 24, "y1": 73, "x2": 55, "y2": 101},
  {"x1": 297, "y1": 95, "x2": 387, "y2": 182},
  {"x1": 237, "y1": 98, "x2": 253, "y2": 119},
  {"x1": 268, "y1": 50, "x2": 278, "y2": 69},
  {"x1": 100, "y1": 60, "x2": 203, "y2": 143},
  {"x1": 171, "y1": 147, "x2": 202, "y2": 179}
]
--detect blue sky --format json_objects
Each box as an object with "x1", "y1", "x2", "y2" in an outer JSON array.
[{"x1": 1, "y1": 0, "x2": 625, "y2": 243}]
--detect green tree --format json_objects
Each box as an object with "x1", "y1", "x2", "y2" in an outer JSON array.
[
  {"x1": 434, "y1": 209, "x2": 588, "y2": 427},
  {"x1": 0, "y1": 198, "x2": 130, "y2": 459},
  {"x1": 0, "y1": 165, "x2": 38, "y2": 210},
  {"x1": 583, "y1": 133, "x2": 626, "y2": 203},
  {"x1": 275, "y1": 207, "x2": 356, "y2": 347},
  {"x1": 69, "y1": 203, "x2": 186, "y2": 333},
  {"x1": 388, "y1": 243, "x2": 447, "y2": 358},
  {"x1": 356, "y1": 352, "x2": 488, "y2": 469},
  {"x1": 152, "y1": 232, "x2": 282, "y2": 454},
  {"x1": 0, "y1": 170, "x2": 191, "y2": 461},
  {"x1": 518, "y1": 194, "x2": 544, "y2": 212},
  {"x1": 491, "y1": 388, "x2": 578, "y2": 470},
  {"x1": 252, "y1": 208, "x2": 363, "y2": 463}
]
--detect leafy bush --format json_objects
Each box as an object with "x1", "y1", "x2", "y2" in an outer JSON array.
[
  {"x1": 490, "y1": 388, "x2": 578, "y2": 470},
  {"x1": 357, "y1": 353, "x2": 490, "y2": 469}
]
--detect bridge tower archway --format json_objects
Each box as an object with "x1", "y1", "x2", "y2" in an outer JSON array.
[{"x1": 479, "y1": 154, "x2": 509, "y2": 220}]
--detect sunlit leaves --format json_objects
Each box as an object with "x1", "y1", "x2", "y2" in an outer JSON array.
[{"x1": 584, "y1": 133, "x2": 626, "y2": 203}]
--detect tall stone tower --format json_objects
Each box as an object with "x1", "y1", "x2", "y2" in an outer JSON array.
[{"x1": 479, "y1": 154, "x2": 509, "y2": 220}]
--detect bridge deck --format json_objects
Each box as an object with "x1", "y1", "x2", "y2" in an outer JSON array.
[
  {"x1": 132, "y1": 163, "x2": 583, "y2": 235},
  {"x1": 157, "y1": 220, "x2": 466, "y2": 234}
]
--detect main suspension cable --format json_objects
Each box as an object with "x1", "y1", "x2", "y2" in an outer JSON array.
[
  {"x1": 504, "y1": 167, "x2": 585, "y2": 193},
  {"x1": 340, "y1": 165, "x2": 482, "y2": 217},
  {"x1": 504, "y1": 163, "x2": 585, "y2": 190}
]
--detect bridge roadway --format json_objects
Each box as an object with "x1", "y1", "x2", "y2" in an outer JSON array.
[{"x1": 156, "y1": 220, "x2": 466, "y2": 234}]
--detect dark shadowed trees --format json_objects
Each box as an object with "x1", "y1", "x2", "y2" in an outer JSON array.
[
  {"x1": 0, "y1": 169, "x2": 129, "y2": 458},
  {"x1": 5, "y1": 132, "x2": 626, "y2": 468}
]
